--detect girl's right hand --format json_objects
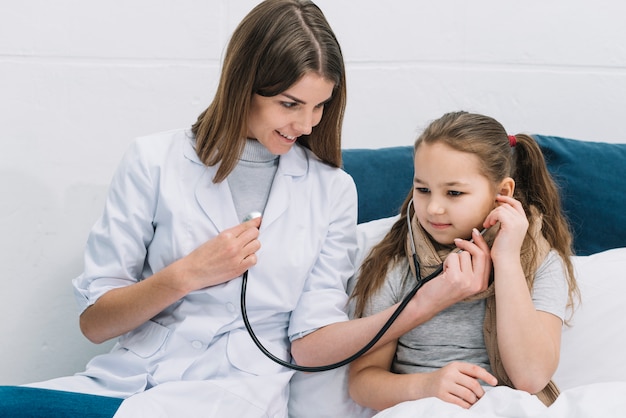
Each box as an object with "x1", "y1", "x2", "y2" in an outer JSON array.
[
  {"x1": 422, "y1": 362, "x2": 497, "y2": 409},
  {"x1": 180, "y1": 216, "x2": 262, "y2": 292}
]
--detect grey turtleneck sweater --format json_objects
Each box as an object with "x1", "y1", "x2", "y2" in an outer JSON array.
[{"x1": 227, "y1": 139, "x2": 279, "y2": 222}]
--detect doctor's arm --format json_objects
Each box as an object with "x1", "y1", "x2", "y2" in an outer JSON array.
[
  {"x1": 80, "y1": 217, "x2": 262, "y2": 344},
  {"x1": 290, "y1": 230, "x2": 492, "y2": 366}
]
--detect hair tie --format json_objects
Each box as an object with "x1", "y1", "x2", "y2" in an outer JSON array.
[{"x1": 508, "y1": 135, "x2": 517, "y2": 147}]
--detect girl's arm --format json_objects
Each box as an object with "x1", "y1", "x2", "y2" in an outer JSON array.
[
  {"x1": 484, "y1": 195, "x2": 562, "y2": 393},
  {"x1": 349, "y1": 340, "x2": 497, "y2": 410},
  {"x1": 492, "y1": 257, "x2": 562, "y2": 393}
]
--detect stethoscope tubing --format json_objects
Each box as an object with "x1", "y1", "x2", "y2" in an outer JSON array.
[
  {"x1": 240, "y1": 199, "x2": 435, "y2": 372},
  {"x1": 240, "y1": 263, "x2": 440, "y2": 372}
]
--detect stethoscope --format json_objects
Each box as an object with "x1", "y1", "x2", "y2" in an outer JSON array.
[{"x1": 240, "y1": 200, "x2": 444, "y2": 372}]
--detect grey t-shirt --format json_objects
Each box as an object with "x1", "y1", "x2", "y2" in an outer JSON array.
[{"x1": 360, "y1": 250, "x2": 568, "y2": 375}]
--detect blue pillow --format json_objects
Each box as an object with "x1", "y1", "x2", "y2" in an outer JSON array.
[
  {"x1": 533, "y1": 135, "x2": 626, "y2": 256},
  {"x1": 342, "y1": 146, "x2": 413, "y2": 224}
]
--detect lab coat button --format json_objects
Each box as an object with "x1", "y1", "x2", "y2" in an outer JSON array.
[
  {"x1": 226, "y1": 302, "x2": 236, "y2": 313},
  {"x1": 191, "y1": 340, "x2": 203, "y2": 349}
]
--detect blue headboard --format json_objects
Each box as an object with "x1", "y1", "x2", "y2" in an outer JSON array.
[{"x1": 342, "y1": 146, "x2": 413, "y2": 224}]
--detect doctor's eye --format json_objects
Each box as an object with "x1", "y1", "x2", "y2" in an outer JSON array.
[
  {"x1": 415, "y1": 187, "x2": 430, "y2": 194},
  {"x1": 280, "y1": 101, "x2": 299, "y2": 109}
]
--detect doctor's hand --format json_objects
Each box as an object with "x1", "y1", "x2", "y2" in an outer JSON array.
[
  {"x1": 79, "y1": 217, "x2": 262, "y2": 345},
  {"x1": 415, "y1": 228, "x2": 491, "y2": 313},
  {"x1": 180, "y1": 216, "x2": 262, "y2": 291}
]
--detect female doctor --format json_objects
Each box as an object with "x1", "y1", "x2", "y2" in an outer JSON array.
[{"x1": 1, "y1": 1, "x2": 492, "y2": 417}]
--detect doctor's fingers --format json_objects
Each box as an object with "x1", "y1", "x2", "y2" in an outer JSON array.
[
  {"x1": 464, "y1": 244, "x2": 491, "y2": 286},
  {"x1": 190, "y1": 231, "x2": 256, "y2": 273},
  {"x1": 233, "y1": 216, "x2": 262, "y2": 235},
  {"x1": 443, "y1": 253, "x2": 488, "y2": 296},
  {"x1": 453, "y1": 230, "x2": 490, "y2": 261},
  {"x1": 460, "y1": 250, "x2": 490, "y2": 292},
  {"x1": 212, "y1": 221, "x2": 260, "y2": 252},
  {"x1": 209, "y1": 217, "x2": 261, "y2": 248},
  {"x1": 241, "y1": 237, "x2": 261, "y2": 261}
]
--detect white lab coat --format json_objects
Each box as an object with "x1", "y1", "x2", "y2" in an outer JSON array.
[{"x1": 33, "y1": 129, "x2": 358, "y2": 417}]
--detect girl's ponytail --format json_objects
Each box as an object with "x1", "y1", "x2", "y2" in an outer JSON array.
[
  {"x1": 511, "y1": 134, "x2": 571, "y2": 252},
  {"x1": 512, "y1": 134, "x2": 579, "y2": 314}
]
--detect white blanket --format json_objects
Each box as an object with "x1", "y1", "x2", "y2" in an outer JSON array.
[{"x1": 373, "y1": 382, "x2": 626, "y2": 418}]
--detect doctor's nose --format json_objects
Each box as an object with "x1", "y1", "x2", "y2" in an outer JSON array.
[
  {"x1": 294, "y1": 109, "x2": 322, "y2": 136},
  {"x1": 293, "y1": 115, "x2": 313, "y2": 136}
]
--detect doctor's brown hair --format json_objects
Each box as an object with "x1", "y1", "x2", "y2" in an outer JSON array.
[
  {"x1": 191, "y1": 0, "x2": 346, "y2": 183},
  {"x1": 351, "y1": 111, "x2": 579, "y2": 319}
]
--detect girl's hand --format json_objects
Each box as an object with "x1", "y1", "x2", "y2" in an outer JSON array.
[
  {"x1": 421, "y1": 362, "x2": 497, "y2": 409},
  {"x1": 180, "y1": 216, "x2": 262, "y2": 291},
  {"x1": 483, "y1": 195, "x2": 528, "y2": 261}
]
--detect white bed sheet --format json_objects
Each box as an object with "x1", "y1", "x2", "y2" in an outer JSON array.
[{"x1": 373, "y1": 382, "x2": 626, "y2": 418}]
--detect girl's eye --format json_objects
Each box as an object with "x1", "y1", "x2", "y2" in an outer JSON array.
[{"x1": 448, "y1": 190, "x2": 463, "y2": 197}]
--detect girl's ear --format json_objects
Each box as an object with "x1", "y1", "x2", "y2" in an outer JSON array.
[{"x1": 498, "y1": 177, "x2": 515, "y2": 197}]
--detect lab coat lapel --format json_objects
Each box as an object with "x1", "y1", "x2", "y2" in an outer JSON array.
[
  {"x1": 260, "y1": 145, "x2": 308, "y2": 230},
  {"x1": 187, "y1": 142, "x2": 308, "y2": 232},
  {"x1": 260, "y1": 170, "x2": 289, "y2": 231},
  {"x1": 194, "y1": 169, "x2": 238, "y2": 232},
  {"x1": 183, "y1": 139, "x2": 238, "y2": 232}
]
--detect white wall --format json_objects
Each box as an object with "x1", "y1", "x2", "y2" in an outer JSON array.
[{"x1": 1, "y1": 0, "x2": 625, "y2": 385}]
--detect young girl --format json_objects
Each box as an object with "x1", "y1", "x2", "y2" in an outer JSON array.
[{"x1": 349, "y1": 111, "x2": 579, "y2": 412}]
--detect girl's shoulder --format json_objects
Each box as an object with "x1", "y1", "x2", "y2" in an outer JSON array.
[
  {"x1": 362, "y1": 260, "x2": 412, "y2": 316},
  {"x1": 536, "y1": 249, "x2": 566, "y2": 276}
]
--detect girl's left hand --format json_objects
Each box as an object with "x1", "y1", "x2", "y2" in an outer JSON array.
[{"x1": 483, "y1": 195, "x2": 528, "y2": 260}]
